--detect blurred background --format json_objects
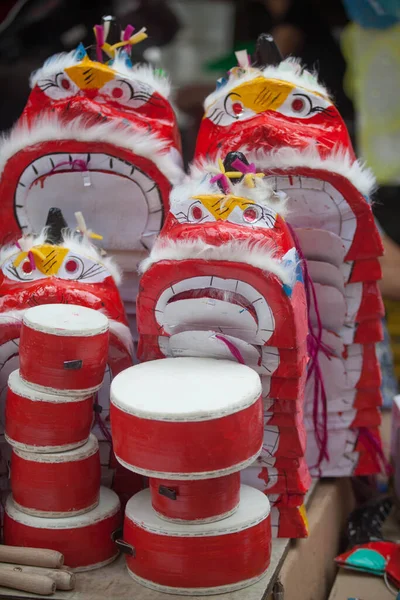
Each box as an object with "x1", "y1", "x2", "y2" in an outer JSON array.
[{"x1": 1, "y1": 0, "x2": 400, "y2": 396}]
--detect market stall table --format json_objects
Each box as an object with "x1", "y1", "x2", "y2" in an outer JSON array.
[{"x1": 0, "y1": 478, "x2": 357, "y2": 600}]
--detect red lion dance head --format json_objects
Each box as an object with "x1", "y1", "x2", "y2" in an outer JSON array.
[
  {"x1": 0, "y1": 208, "x2": 134, "y2": 495},
  {"x1": 0, "y1": 26, "x2": 183, "y2": 336}
]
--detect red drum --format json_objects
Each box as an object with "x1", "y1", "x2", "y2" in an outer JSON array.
[
  {"x1": 4, "y1": 487, "x2": 121, "y2": 571},
  {"x1": 11, "y1": 434, "x2": 100, "y2": 517},
  {"x1": 120, "y1": 485, "x2": 271, "y2": 594},
  {"x1": 5, "y1": 370, "x2": 94, "y2": 452},
  {"x1": 111, "y1": 357, "x2": 263, "y2": 478},
  {"x1": 19, "y1": 304, "x2": 109, "y2": 395},
  {"x1": 149, "y1": 473, "x2": 240, "y2": 523}
]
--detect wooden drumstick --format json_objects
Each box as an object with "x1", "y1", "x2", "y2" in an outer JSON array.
[
  {"x1": 0, "y1": 565, "x2": 75, "y2": 591},
  {"x1": 0, "y1": 547, "x2": 63, "y2": 568},
  {"x1": 0, "y1": 570, "x2": 55, "y2": 595}
]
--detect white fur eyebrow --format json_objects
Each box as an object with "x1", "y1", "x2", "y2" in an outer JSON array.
[
  {"x1": 204, "y1": 58, "x2": 330, "y2": 110},
  {"x1": 30, "y1": 52, "x2": 171, "y2": 99}
]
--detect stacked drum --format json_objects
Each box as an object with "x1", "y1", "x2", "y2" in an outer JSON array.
[
  {"x1": 111, "y1": 357, "x2": 272, "y2": 594},
  {"x1": 3, "y1": 304, "x2": 121, "y2": 571}
]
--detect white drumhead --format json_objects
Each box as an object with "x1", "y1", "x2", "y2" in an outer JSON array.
[
  {"x1": 22, "y1": 304, "x2": 108, "y2": 336},
  {"x1": 6, "y1": 486, "x2": 119, "y2": 529},
  {"x1": 8, "y1": 370, "x2": 93, "y2": 403},
  {"x1": 13, "y1": 434, "x2": 98, "y2": 463},
  {"x1": 125, "y1": 485, "x2": 269, "y2": 536},
  {"x1": 111, "y1": 358, "x2": 261, "y2": 421}
]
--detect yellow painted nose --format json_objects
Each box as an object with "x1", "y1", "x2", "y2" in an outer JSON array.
[
  {"x1": 14, "y1": 245, "x2": 69, "y2": 276},
  {"x1": 65, "y1": 56, "x2": 115, "y2": 90},
  {"x1": 192, "y1": 194, "x2": 255, "y2": 220},
  {"x1": 230, "y1": 77, "x2": 293, "y2": 114}
]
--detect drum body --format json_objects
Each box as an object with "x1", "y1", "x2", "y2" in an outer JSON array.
[
  {"x1": 11, "y1": 435, "x2": 100, "y2": 517},
  {"x1": 5, "y1": 370, "x2": 94, "y2": 452},
  {"x1": 122, "y1": 486, "x2": 271, "y2": 595},
  {"x1": 19, "y1": 304, "x2": 109, "y2": 395},
  {"x1": 4, "y1": 487, "x2": 121, "y2": 571},
  {"x1": 149, "y1": 473, "x2": 240, "y2": 523},
  {"x1": 110, "y1": 358, "x2": 263, "y2": 479}
]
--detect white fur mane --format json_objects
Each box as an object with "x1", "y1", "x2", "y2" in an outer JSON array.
[
  {"x1": 30, "y1": 50, "x2": 81, "y2": 87},
  {"x1": 0, "y1": 115, "x2": 183, "y2": 184},
  {"x1": 139, "y1": 238, "x2": 297, "y2": 287},
  {"x1": 0, "y1": 229, "x2": 122, "y2": 285},
  {"x1": 244, "y1": 145, "x2": 376, "y2": 197},
  {"x1": 30, "y1": 50, "x2": 171, "y2": 99},
  {"x1": 205, "y1": 57, "x2": 330, "y2": 109}
]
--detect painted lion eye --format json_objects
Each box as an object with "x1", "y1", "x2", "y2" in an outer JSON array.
[
  {"x1": 112, "y1": 87, "x2": 123, "y2": 99},
  {"x1": 232, "y1": 101, "x2": 244, "y2": 116},
  {"x1": 243, "y1": 206, "x2": 261, "y2": 223},
  {"x1": 58, "y1": 254, "x2": 108, "y2": 283},
  {"x1": 61, "y1": 77, "x2": 71, "y2": 90},
  {"x1": 65, "y1": 259, "x2": 79, "y2": 274},
  {"x1": 101, "y1": 78, "x2": 154, "y2": 109},
  {"x1": 22, "y1": 260, "x2": 33, "y2": 274},
  {"x1": 37, "y1": 71, "x2": 78, "y2": 100},
  {"x1": 191, "y1": 205, "x2": 203, "y2": 221},
  {"x1": 291, "y1": 98, "x2": 305, "y2": 112}
]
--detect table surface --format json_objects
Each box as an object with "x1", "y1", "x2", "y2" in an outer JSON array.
[{"x1": 0, "y1": 483, "x2": 318, "y2": 600}]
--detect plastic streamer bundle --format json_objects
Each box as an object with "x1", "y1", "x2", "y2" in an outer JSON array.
[
  {"x1": 4, "y1": 487, "x2": 121, "y2": 572},
  {"x1": 19, "y1": 305, "x2": 109, "y2": 395},
  {"x1": 5, "y1": 370, "x2": 94, "y2": 452},
  {"x1": 11, "y1": 435, "x2": 101, "y2": 518},
  {"x1": 120, "y1": 486, "x2": 271, "y2": 594},
  {"x1": 214, "y1": 335, "x2": 280, "y2": 460},
  {"x1": 149, "y1": 473, "x2": 240, "y2": 523},
  {"x1": 286, "y1": 223, "x2": 331, "y2": 469}
]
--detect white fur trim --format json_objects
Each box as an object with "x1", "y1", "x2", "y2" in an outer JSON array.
[
  {"x1": 139, "y1": 238, "x2": 297, "y2": 286},
  {"x1": 30, "y1": 50, "x2": 80, "y2": 88},
  {"x1": 244, "y1": 146, "x2": 376, "y2": 197},
  {"x1": 0, "y1": 229, "x2": 122, "y2": 285},
  {"x1": 205, "y1": 57, "x2": 329, "y2": 109},
  {"x1": 108, "y1": 319, "x2": 134, "y2": 357},
  {"x1": 30, "y1": 51, "x2": 171, "y2": 99},
  {"x1": 176, "y1": 161, "x2": 288, "y2": 215},
  {"x1": 261, "y1": 58, "x2": 329, "y2": 97},
  {"x1": 0, "y1": 116, "x2": 183, "y2": 184},
  {"x1": 112, "y1": 56, "x2": 171, "y2": 98}
]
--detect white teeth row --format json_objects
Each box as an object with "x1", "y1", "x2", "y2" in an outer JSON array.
[
  {"x1": 266, "y1": 175, "x2": 357, "y2": 253},
  {"x1": 340, "y1": 262, "x2": 353, "y2": 282},
  {"x1": 344, "y1": 282, "x2": 363, "y2": 323},
  {"x1": 158, "y1": 333, "x2": 281, "y2": 374},
  {"x1": 154, "y1": 276, "x2": 275, "y2": 345},
  {"x1": 15, "y1": 151, "x2": 162, "y2": 221},
  {"x1": 266, "y1": 175, "x2": 324, "y2": 191}
]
